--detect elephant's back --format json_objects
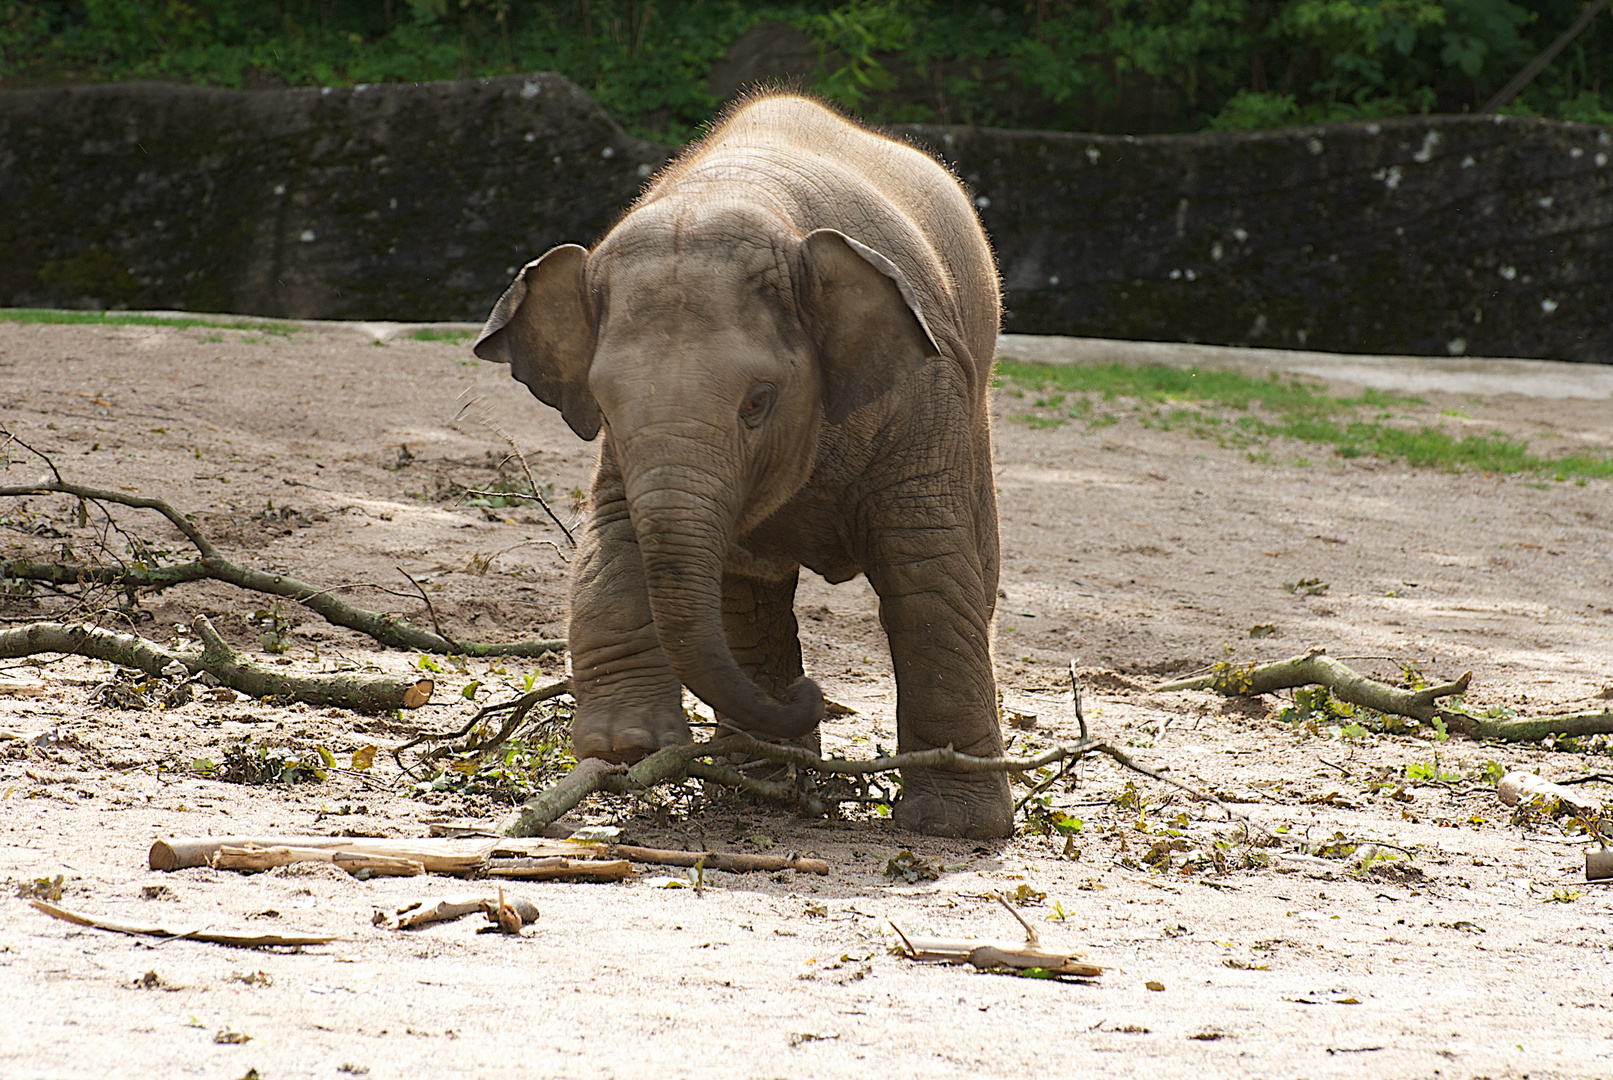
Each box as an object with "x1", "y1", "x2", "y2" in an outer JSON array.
[{"x1": 643, "y1": 95, "x2": 999, "y2": 372}]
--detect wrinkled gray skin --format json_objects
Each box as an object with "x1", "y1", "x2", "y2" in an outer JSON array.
[{"x1": 474, "y1": 95, "x2": 1009, "y2": 838}]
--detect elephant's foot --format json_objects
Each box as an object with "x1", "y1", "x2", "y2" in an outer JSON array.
[
  {"x1": 893, "y1": 767, "x2": 1013, "y2": 839},
  {"x1": 572, "y1": 701, "x2": 691, "y2": 764}
]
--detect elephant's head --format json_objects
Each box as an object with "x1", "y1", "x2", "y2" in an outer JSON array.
[{"x1": 473, "y1": 207, "x2": 941, "y2": 738}]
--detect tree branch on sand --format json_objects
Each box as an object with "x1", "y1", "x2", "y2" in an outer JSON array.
[
  {"x1": 0, "y1": 478, "x2": 565, "y2": 658},
  {"x1": 0, "y1": 615, "x2": 434, "y2": 713},
  {"x1": 1157, "y1": 649, "x2": 1613, "y2": 742}
]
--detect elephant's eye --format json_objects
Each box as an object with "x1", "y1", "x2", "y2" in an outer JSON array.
[{"x1": 739, "y1": 383, "x2": 774, "y2": 428}]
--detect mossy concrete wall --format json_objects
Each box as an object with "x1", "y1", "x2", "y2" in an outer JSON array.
[
  {"x1": 904, "y1": 117, "x2": 1613, "y2": 363},
  {"x1": 3, "y1": 77, "x2": 1609, "y2": 361},
  {"x1": 0, "y1": 76, "x2": 668, "y2": 322}
]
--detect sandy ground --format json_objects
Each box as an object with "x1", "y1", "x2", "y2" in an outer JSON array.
[{"x1": 1, "y1": 318, "x2": 1610, "y2": 1080}]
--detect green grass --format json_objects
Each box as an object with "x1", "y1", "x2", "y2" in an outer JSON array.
[
  {"x1": 408, "y1": 327, "x2": 475, "y2": 344},
  {"x1": 996, "y1": 359, "x2": 1613, "y2": 480},
  {"x1": 1, "y1": 308, "x2": 296, "y2": 335}
]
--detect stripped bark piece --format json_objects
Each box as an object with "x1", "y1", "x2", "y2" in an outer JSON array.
[
  {"x1": 29, "y1": 900, "x2": 337, "y2": 947},
  {"x1": 215, "y1": 845, "x2": 425, "y2": 877}
]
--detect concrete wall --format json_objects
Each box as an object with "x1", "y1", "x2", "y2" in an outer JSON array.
[{"x1": 3, "y1": 76, "x2": 1609, "y2": 361}]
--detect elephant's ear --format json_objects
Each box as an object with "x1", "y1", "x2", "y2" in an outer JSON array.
[
  {"x1": 473, "y1": 244, "x2": 601, "y2": 441},
  {"x1": 803, "y1": 229, "x2": 942, "y2": 425}
]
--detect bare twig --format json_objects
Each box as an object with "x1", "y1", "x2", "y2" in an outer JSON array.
[
  {"x1": 397, "y1": 566, "x2": 458, "y2": 652},
  {"x1": 461, "y1": 409, "x2": 576, "y2": 548},
  {"x1": 391, "y1": 680, "x2": 572, "y2": 775},
  {"x1": 1, "y1": 427, "x2": 64, "y2": 485},
  {"x1": 994, "y1": 891, "x2": 1039, "y2": 945}
]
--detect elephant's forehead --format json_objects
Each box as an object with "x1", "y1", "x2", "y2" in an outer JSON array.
[{"x1": 596, "y1": 241, "x2": 798, "y2": 334}]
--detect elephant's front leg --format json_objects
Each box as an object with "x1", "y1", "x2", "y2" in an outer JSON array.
[
  {"x1": 865, "y1": 513, "x2": 1011, "y2": 839},
  {"x1": 568, "y1": 439, "x2": 688, "y2": 762}
]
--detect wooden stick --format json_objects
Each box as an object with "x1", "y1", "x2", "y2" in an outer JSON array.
[
  {"x1": 1155, "y1": 649, "x2": 1613, "y2": 742},
  {"x1": 0, "y1": 616, "x2": 433, "y2": 714},
  {"x1": 607, "y1": 845, "x2": 829, "y2": 876},
  {"x1": 504, "y1": 757, "x2": 631, "y2": 838},
  {"x1": 485, "y1": 857, "x2": 634, "y2": 881},
  {"x1": 381, "y1": 893, "x2": 539, "y2": 930}
]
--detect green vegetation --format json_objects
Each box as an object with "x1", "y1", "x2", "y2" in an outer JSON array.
[
  {"x1": 0, "y1": 307, "x2": 295, "y2": 334},
  {"x1": 3, "y1": 2, "x2": 1609, "y2": 141},
  {"x1": 997, "y1": 359, "x2": 1613, "y2": 480},
  {"x1": 408, "y1": 327, "x2": 476, "y2": 344}
]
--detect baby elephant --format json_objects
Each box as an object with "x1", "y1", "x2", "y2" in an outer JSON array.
[{"x1": 473, "y1": 94, "x2": 1008, "y2": 838}]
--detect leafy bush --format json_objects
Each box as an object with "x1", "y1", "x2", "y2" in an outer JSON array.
[{"x1": 3, "y1": 2, "x2": 1610, "y2": 137}]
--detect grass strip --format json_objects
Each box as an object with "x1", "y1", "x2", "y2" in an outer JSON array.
[
  {"x1": 996, "y1": 360, "x2": 1611, "y2": 481},
  {"x1": 0, "y1": 308, "x2": 296, "y2": 335}
]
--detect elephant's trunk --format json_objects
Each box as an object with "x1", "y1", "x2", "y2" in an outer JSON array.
[{"x1": 622, "y1": 443, "x2": 823, "y2": 739}]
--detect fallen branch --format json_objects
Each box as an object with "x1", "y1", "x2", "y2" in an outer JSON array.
[
  {"x1": 891, "y1": 895, "x2": 1102, "y2": 977},
  {"x1": 30, "y1": 900, "x2": 337, "y2": 947},
  {"x1": 150, "y1": 831, "x2": 823, "y2": 878},
  {"x1": 503, "y1": 727, "x2": 1232, "y2": 837},
  {"x1": 0, "y1": 480, "x2": 566, "y2": 658},
  {"x1": 391, "y1": 679, "x2": 572, "y2": 773},
  {"x1": 1156, "y1": 649, "x2": 1613, "y2": 742},
  {"x1": 0, "y1": 616, "x2": 433, "y2": 714}
]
